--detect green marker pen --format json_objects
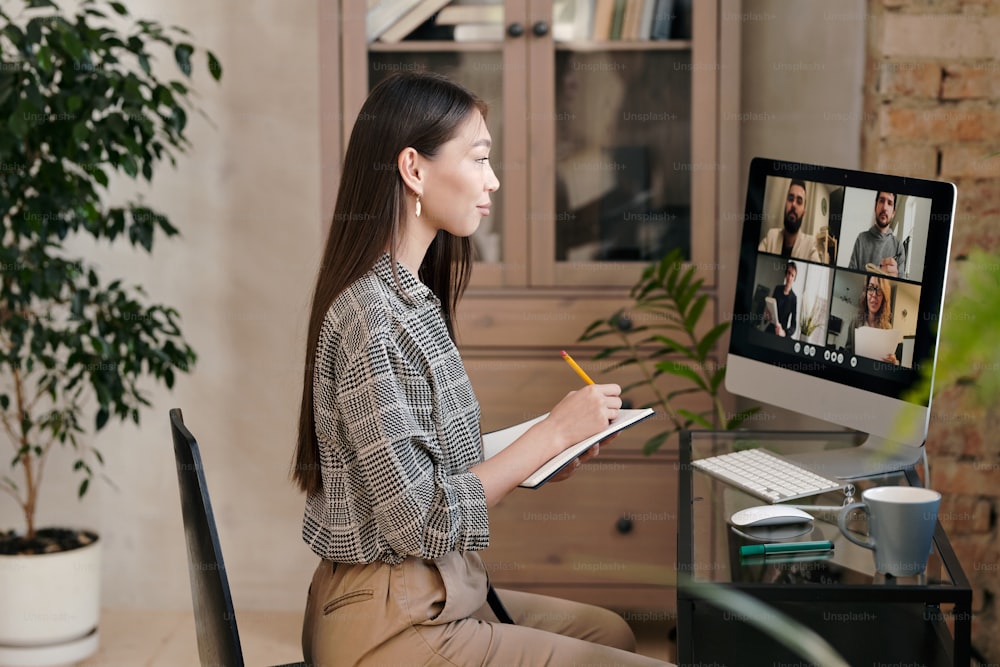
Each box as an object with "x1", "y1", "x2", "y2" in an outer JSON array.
[{"x1": 739, "y1": 540, "x2": 835, "y2": 558}]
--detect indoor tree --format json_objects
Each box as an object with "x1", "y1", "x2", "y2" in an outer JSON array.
[{"x1": 0, "y1": 0, "x2": 221, "y2": 550}]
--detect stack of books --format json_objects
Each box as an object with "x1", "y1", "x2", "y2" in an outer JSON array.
[
  {"x1": 366, "y1": 0, "x2": 683, "y2": 45},
  {"x1": 590, "y1": 0, "x2": 678, "y2": 41},
  {"x1": 368, "y1": 0, "x2": 503, "y2": 43},
  {"x1": 435, "y1": 0, "x2": 503, "y2": 42}
]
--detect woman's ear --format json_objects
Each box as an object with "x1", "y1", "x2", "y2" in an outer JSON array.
[{"x1": 397, "y1": 147, "x2": 423, "y2": 195}]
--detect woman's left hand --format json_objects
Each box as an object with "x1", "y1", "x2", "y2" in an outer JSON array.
[{"x1": 548, "y1": 433, "x2": 618, "y2": 483}]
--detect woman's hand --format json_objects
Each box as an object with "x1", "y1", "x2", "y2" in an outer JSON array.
[
  {"x1": 548, "y1": 433, "x2": 618, "y2": 483},
  {"x1": 543, "y1": 383, "x2": 622, "y2": 453},
  {"x1": 470, "y1": 384, "x2": 622, "y2": 505}
]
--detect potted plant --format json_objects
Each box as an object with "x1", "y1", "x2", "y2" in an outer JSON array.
[
  {"x1": 578, "y1": 248, "x2": 759, "y2": 454},
  {"x1": 0, "y1": 0, "x2": 220, "y2": 663}
]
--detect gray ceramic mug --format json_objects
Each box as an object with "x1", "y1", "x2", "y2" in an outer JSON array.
[{"x1": 837, "y1": 486, "x2": 941, "y2": 576}]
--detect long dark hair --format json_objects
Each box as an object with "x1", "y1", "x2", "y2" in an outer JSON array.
[{"x1": 292, "y1": 72, "x2": 487, "y2": 495}]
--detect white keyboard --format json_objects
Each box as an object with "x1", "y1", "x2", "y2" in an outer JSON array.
[{"x1": 692, "y1": 448, "x2": 846, "y2": 503}]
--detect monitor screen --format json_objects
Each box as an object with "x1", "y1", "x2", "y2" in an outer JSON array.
[{"x1": 726, "y1": 158, "x2": 955, "y2": 455}]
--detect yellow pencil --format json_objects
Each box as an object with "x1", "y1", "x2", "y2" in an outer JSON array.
[{"x1": 560, "y1": 350, "x2": 595, "y2": 385}]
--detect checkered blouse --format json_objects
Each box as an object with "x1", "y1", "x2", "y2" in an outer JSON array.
[{"x1": 302, "y1": 254, "x2": 490, "y2": 564}]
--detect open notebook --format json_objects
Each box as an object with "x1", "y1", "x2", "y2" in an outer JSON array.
[{"x1": 482, "y1": 408, "x2": 655, "y2": 489}]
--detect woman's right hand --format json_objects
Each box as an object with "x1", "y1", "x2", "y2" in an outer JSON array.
[
  {"x1": 471, "y1": 382, "x2": 623, "y2": 506},
  {"x1": 542, "y1": 383, "x2": 622, "y2": 453}
]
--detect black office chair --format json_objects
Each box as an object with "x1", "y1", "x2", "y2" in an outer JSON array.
[{"x1": 169, "y1": 408, "x2": 306, "y2": 667}]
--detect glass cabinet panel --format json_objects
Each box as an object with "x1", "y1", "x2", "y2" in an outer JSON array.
[
  {"x1": 349, "y1": 0, "x2": 712, "y2": 288},
  {"x1": 553, "y1": 48, "x2": 692, "y2": 264}
]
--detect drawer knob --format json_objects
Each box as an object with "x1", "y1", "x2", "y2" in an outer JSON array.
[
  {"x1": 507, "y1": 22, "x2": 524, "y2": 37},
  {"x1": 615, "y1": 516, "x2": 634, "y2": 534}
]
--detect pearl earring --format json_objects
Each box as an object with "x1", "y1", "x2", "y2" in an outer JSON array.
[{"x1": 415, "y1": 195, "x2": 421, "y2": 218}]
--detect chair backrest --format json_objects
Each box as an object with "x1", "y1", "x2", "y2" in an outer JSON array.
[{"x1": 170, "y1": 408, "x2": 245, "y2": 667}]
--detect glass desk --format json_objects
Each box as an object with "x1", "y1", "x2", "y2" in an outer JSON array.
[{"x1": 677, "y1": 430, "x2": 972, "y2": 666}]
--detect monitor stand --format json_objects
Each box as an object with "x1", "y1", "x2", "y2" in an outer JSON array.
[{"x1": 785, "y1": 435, "x2": 925, "y2": 481}]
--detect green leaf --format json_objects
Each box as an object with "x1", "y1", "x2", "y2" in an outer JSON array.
[
  {"x1": 666, "y1": 386, "x2": 701, "y2": 400},
  {"x1": 684, "y1": 294, "x2": 709, "y2": 333},
  {"x1": 207, "y1": 50, "x2": 222, "y2": 80},
  {"x1": 655, "y1": 360, "x2": 708, "y2": 391},
  {"x1": 174, "y1": 43, "x2": 193, "y2": 77},
  {"x1": 9, "y1": 99, "x2": 33, "y2": 138},
  {"x1": 138, "y1": 53, "x2": 151, "y2": 75},
  {"x1": 650, "y1": 335, "x2": 697, "y2": 360},
  {"x1": 3, "y1": 24, "x2": 25, "y2": 50},
  {"x1": 73, "y1": 121, "x2": 88, "y2": 144},
  {"x1": 677, "y1": 408, "x2": 713, "y2": 429},
  {"x1": 37, "y1": 44, "x2": 53, "y2": 72},
  {"x1": 109, "y1": 1, "x2": 128, "y2": 15},
  {"x1": 60, "y1": 29, "x2": 85, "y2": 60},
  {"x1": 95, "y1": 406, "x2": 110, "y2": 430},
  {"x1": 708, "y1": 365, "x2": 726, "y2": 393},
  {"x1": 696, "y1": 322, "x2": 730, "y2": 362},
  {"x1": 171, "y1": 105, "x2": 187, "y2": 132},
  {"x1": 92, "y1": 167, "x2": 109, "y2": 187},
  {"x1": 592, "y1": 345, "x2": 628, "y2": 360},
  {"x1": 642, "y1": 431, "x2": 673, "y2": 456},
  {"x1": 726, "y1": 407, "x2": 762, "y2": 430},
  {"x1": 121, "y1": 153, "x2": 138, "y2": 178},
  {"x1": 78, "y1": 477, "x2": 90, "y2": 498}
]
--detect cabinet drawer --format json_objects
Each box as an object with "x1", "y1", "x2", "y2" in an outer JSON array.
[
  {"x1": 481, "y1": 458, "x2": 678, "y2": 591},
  {"x1": 457, "y1": 294, "x2": 718, "y2": 350}
]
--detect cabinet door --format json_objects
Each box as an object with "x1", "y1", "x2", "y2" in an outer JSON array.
[
  {"x1": 338, "y1": 0, "x2": 719, "y2": 288},
  {"x1": 528, "y1": 0, "x2": 717, "y2": 288}
]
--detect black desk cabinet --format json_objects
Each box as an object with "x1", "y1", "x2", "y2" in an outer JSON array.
[{"x1": 677, "y1": 430, "x2": 972, "y2": 666}]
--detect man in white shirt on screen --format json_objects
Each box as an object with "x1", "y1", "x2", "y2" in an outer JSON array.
[{"x1": 758, "y1": 179, "x2": 821, "y2": 262}]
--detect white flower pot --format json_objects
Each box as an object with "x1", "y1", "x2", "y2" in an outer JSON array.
[{"x1": 0, "y1": 535, "x2": 100, "y2": 667}]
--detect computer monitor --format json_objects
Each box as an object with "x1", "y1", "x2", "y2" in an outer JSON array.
[{"x1": 726, "y1": 158, "x2": 956, "y2": 480}]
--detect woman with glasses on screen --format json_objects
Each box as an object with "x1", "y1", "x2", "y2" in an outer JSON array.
[{"x1": 845, "y1": 274, "x2": 899, "y2": 365}]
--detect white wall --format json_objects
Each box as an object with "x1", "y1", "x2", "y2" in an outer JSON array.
[{"x1": 0, "y1": 0, "x2": 323, "y2": 612}]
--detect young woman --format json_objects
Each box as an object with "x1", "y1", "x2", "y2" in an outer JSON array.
[
  {"x1": 845, "y1": 273, "x2": 899, "y2": 364},
  {"x1": 292, "y1": 72, "x2": 672, "y2": 666}
]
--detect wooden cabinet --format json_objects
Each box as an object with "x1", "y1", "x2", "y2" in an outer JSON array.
[{"x1": 320, "y1": 0, "x2": 736, "y2": 615}]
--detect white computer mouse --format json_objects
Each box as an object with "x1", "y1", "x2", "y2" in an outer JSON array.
[{"x1": 729, "y1": 505, "x2": 814, "y2": 528}]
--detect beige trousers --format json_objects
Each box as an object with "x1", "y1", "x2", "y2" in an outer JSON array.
[{"x1": 302, "y1": 552, "x2": 673, "y2": 666}]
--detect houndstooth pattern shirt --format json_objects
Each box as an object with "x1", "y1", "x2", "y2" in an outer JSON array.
[{"x1": 302, "y1": 254, "x2": 490, "y2": 565}]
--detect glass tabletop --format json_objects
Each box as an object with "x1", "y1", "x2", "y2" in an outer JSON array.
[
  {"x1": 680, "y1": 430, "x2": 967, "y2": 599},
  {"x1": 677, "y1": 429, "x2": 973, "y2": 667}
]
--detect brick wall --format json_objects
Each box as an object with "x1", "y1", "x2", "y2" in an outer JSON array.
[{"x1": 862, "y1": 0, "x2": 1000, "y2": 661}]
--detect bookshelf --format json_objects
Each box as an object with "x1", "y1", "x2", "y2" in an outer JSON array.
[{"x1": 321, "y1": 0, "x2": 737, "y2": 615}]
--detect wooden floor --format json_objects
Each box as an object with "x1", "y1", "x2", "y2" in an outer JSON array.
[{"x1": 78, "y1": 609, "x2": 676, "y2": 665}]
